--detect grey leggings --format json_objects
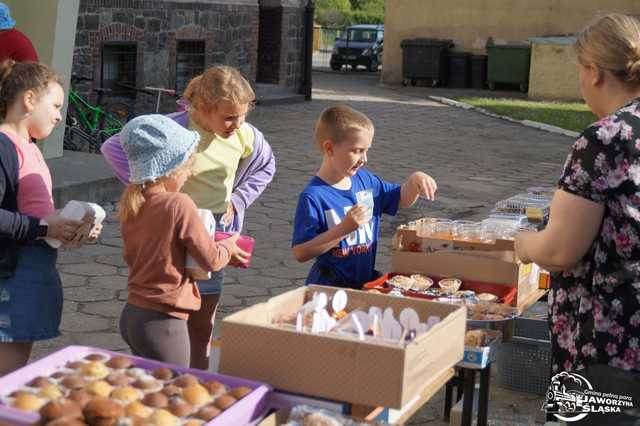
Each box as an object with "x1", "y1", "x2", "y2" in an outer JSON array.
[{"x1": 119, "y1": 303, "x2": 190, "y2": 367}]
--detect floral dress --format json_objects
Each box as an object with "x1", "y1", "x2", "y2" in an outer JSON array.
[{"x1": 551, "y1": 98, "x2": 640, "y2": 374}]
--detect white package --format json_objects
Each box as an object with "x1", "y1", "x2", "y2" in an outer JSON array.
[
  {"x1": 185, "y1": 208, "x2": 216, "y2": 281},
  {"x1": 45, "y1": 200, "x2": 106, "y2": 248}
]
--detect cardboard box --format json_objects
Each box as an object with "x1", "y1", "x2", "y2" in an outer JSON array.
[
  {"x1": 392, "y1": 228, "x2": 541, "y2": 310},
  {"x1": 219, "y1": 285, "x2": 466, "y2": 409}
]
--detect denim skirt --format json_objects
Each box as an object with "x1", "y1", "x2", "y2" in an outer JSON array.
[
  {"x1": 0, "y1": 241, "x2": 62, "y2": 342},
  {"x1": 196, "y1": 213, "x2": 226, "y2": 295}
]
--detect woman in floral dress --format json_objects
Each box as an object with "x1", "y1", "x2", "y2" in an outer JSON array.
[{"x1": 515, "y1": 13, "x2": 640, "y2": 425}]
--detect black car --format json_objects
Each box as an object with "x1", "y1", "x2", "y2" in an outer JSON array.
[{"x1": 330, "y1": 24, "x2": 384, "y2": 72}]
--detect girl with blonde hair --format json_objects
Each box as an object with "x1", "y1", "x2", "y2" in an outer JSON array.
[
  {"x1": 516, "y1": 14, "x2": 640, "y2": 424},
  {"x1": 102, "y1": 65, "x2": 275, "y2": 369}
]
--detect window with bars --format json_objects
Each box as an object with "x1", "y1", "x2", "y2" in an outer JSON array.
[
  {"x1": 176, "y1": 40, "x2": 205, "y2": 92},
  {"x1": 101, "y1": 43, "x2": 137, "y2": 93}
]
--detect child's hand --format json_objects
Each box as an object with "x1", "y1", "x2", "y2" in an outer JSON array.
[
  {"x1": 226, "y1": 233, "x2": 250, "y2": 266},
  {"x1": 410, "y1": 172, "x2": 438, "y2": 201},
  {"x1": 222, "y1": 202, "x2": 235, "y2": 228},
  {"x1": 342, "y1": 204, "x2": 368, "y2": 232},
  {"x1": 87, "y1": 223, "x2": 103, "y2": 242},
  {"x1": 44, "y1": 211, "x2": 82, "y2": 244}
]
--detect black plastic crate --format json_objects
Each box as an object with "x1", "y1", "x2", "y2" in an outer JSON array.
[{"x1": 514, "y1": 301, "x2": 548, "y2": 341}]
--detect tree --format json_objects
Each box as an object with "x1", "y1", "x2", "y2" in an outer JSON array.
[{"x1": 316, "y1": 0, "x2": 352, "y2": 26}]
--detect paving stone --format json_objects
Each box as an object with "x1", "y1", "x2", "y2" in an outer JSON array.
[
  {"x1": 81, "y1": 300, "x2": 125, "y2": 318},
  {"x1": 57, "y1": 251, "x2": 96, "y2": 265},
  {"x1": 58, "y1": 263, "x2": 119, "y2": 276},
  {"x1": 237, "y1": 275, "x2": 295, "y2": 289},
  {"x1": 60, "y1": 312, "x2": 110, "y2": 333},
  {"x1": 219, "y1": 293, "x2": 243, "y2": 308},
  {"x1": 89, "y1": 275, "x2": 128, "y2": 290},
  {"x1": 95, "y1": 254, "x2": 127, "y2": 268},
  {"x1": 63, "y1": 286, "x2": 117, "y2": 303},
  {"x1": 101, "y1": 237, "x2": 124, "y2": 248},
  {"x1": 63, "y1": 300, "x2": 79, "y2": 314},
  {"x1": 76, "y1": 332, "x2": 129, "y2": 353},
  {"x1": 59, "y1": 273, "x2": 87, "y2": 288},
  {"x1": 222, "y1": 284, "x2": 270, "y2": 298}
]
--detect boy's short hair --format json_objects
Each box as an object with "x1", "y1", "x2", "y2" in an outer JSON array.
[{"x1": 314, "y1": 105, "x2": 374, "y2": 150}]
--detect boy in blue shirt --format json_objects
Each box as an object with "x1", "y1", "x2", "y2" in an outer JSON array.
[{"x1": 292, "y1": 105, "x2": 437, "y2": 288}]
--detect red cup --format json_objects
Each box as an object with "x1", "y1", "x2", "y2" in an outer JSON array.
[{"x1": 214, "y1": 232, "x2": 255, "y2": 268}]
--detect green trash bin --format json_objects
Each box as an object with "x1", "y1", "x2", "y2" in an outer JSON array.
[{"x1": 486, "y1": 39, "x2": 531, "y2": 92}]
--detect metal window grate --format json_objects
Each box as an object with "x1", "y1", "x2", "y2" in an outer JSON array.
[
  {"x1": 101, "y1": 43, "x2": 137, "y2": 93},
  {"x1": 176, "y1": 40, "x2": 205, "y2": 92}
]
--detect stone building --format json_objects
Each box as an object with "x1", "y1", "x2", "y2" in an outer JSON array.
[{"x1": 72, "y1": 0, "x2": 310, "y2": 113}]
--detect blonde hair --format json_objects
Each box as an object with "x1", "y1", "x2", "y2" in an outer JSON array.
[
  {"x1": 118, "y1": 156, "x2": 194, "y2": 222},
  {"x1": 314, "y1": 105, "x2": 374, "y2": 150},
  {"x1": 183, "y1": 65, "x2": 255, "y2": 112},
  {"x1": 575, "y1": 13, "x2": 640, "y2": 86}
]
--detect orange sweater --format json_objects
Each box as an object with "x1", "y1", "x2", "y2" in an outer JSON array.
[{"x1": 121, "y1": 191, "x2": 233, "y2": 319}]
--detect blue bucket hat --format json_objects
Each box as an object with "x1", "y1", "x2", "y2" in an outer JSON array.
[
  {"x1": 121, "y1": 114, "x2": 200, "y2": 184},
  {"x1": 0, "y1": 3, "x2": 15, "y2": 30}
]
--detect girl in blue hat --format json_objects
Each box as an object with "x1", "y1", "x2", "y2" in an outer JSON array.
[{"x1": 117, "y1": 114, "x2": 248, "y2": 366}]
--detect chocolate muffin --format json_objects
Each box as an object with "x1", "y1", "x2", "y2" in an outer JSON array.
[
  {"x1": 195, "y1": 405, "x2": 221, "y2": 421},
  {"x1": 213, "y1": 394, "x2": 237, "y2": 411},
  {"x1": 83, "y1": 397, "x2": 124, "y2": 425},
  {"x1": 152, "y1": 367, "x2": 175, "y2": 381},
  {"x1": 167, "y1": 398, "x2": 193, "y2": 417},
  {"x1": 105, "y1": 355, "x2": 133, "y2": 369},
  {"x1": 39, "y1": 398, "x2": 83, "y2": 421},
  {"x1": 68, "y1": 389, "x2": 93, "y2": 408},
  {"x1": 182, "y1": 420, "x2": 205, "y2": 426},
  {"x1": 161, "y1": 384, "x2": 182, "y2": 397},
  {"x1": 84, "y1": 353, "x2": 108, "y2": 362},
  {"x1": 61, "y1": 376, "x2": 86, "y2": 390},
  {"x1": 142, "y1": 391, "x2": 169, "y2": 409},
  {"x1": 229, "y1": 386, "x2": 252, "y2": 399},
  {"x1": 173, "y1": 374, "x2": 199, "y2": 388},
  {"x1": 66, "y1": 361, "x2": 86, "y2": 370},
  {"x1": 49, "y1": 371, "x2": 68, "y2": 380},
  {"x1": 202, "y1": 380, "x2": 226, "y2": 396},
  {"x1": 106, "y1": 372, "x2": 133, "y2": 386},
  {"x1": 27, "y1": 376, "x2": 52, "y2": 388},
  {"x1": 44, "y1": 418, "x2": 88, "y2": 426}
]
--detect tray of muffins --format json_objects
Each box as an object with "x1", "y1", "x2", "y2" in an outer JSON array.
[{"x1": 0, "y1": 345, "x2": 272, "y2": 426}]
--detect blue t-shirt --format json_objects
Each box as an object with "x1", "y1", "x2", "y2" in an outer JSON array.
[{"x1": 292, "y1": 168, "x2": 401, "y2": 288}]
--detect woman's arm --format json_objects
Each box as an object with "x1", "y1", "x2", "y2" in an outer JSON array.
[{"x1": 515, "y1": 189, "x2": 604, "y2": 271}]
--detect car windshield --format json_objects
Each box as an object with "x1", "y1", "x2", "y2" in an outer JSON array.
[{"x1": 346, "y1": 29, "x2": 378, "y2": 43}]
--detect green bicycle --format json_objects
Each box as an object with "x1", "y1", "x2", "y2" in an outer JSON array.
[{"x1": 63, "y1": 75, "x2": 130, "y2": 153}]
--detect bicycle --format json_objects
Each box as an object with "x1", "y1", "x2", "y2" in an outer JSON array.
[
  {"x1": 63, "y1": 75, "x2": 129, "y2": 153},
  {"x1": 116, "y1": 82, "x2": 182, "y2": 113}
]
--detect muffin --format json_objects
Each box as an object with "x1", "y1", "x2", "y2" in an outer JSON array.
[
  {"x1": 126, "y1": 368, "x2": 149, "y2": 379},
  {"x1": 195, "y1": 405, "x2": 221, "y2": 421},
  {"x1": 45, "y1": 418, "x2": 88, "y2": 426},
  {"x1": 49, "y1": 371, "x2": 68, "y2": 380},
  {"x1": 68, "y1": 389, "x2": 93, "y2": 408},
  {"x1": 149, "y1": 409, "x2": 179, "y2": 426},
  {"x1": 106, "y1": 372, "x2": 134, "y2": 386},
  {"x1": 106, "y1": 355, "x2": 133, "y2": 369},
  {"x1": 213, "y1": 394, "x2": 237, "y2": 411},
  {"x1": 133, "y1": 378, "x2": 163, "y2": 393},
  {"x1": 66, "y1": 360, "x2": 86, "y2": 370},
  {"x1": 39, "y1": 398, "x2": 83, "y2": 421},
  {"x1": 152, "y1": 367, "x2": 175, "y2": 381},
  {"x1": 161, "y1": 384, "x2": 182, "y2": 397},
  {"x1": 80, "y1": 361, "x2": 109, "y2": 379},
  {"x1": 202, "y1": 380, "x2": 226, "y2": 396},
  {"x1": 86, "y1": 380, "x2": 113, "y2": 397},
  {"x1": 229, "y1": 386, "x2": 252, "y2": 400},
  {"x1": 27, "y1": 376, "x2": 52, "y2": 388},
  {"x1": 173, "y1": 374, "x2": 198, "y2": 388},
  {"x1": 39, "y1": 383, "x2": 64, "y2": 399},
  {"x1": 12, "y1": 392, "x2": 46, "y2": 412},
  {"x1": 182, "y1": 384, "x2": 210, "y2": 407},
  {"x1": 83, "y1": 397, "x2": 125, "y2": 425},
  {"x1": 182, "y1": 421, "x2": 205, "y2": 426},
  {"x1": 126, "y1": 401, "x2": 154, "y2": 418},
  {"x1": 142, "y1": 391, "x2": 169, "y2": 409},
  {"x1": 84, "y1": 353, "x2": 109, "y2": 362},
  {"x1": 62, "y1": 376, "x2": 86, "y2": 390},
  {"x1": 110, "y1": 386, "x2": 142, "y2": 403},
  {"x1": 167, "y1": 398, "x2": 193, "y2": 417}
]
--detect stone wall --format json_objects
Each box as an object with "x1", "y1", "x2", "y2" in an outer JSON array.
[{"x1": 73, "y1": 0, "x2": 260, "y2": 113}]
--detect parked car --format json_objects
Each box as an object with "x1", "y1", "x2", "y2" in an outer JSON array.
[{"x1": 330, "y1": 24, "x2": 383, "y2": 72}]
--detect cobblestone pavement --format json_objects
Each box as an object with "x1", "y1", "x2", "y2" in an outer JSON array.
[{"x1": 33, "y1": 72, "x2": 572, "y2": 425}]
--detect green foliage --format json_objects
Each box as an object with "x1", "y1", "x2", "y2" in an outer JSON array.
[{"x1": 316, "y1": 0, "x2": 384, "y2": 27}]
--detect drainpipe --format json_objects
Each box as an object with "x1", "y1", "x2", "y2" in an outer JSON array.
[{"x1": 303, "y1": 0, "x2": 314, "y2": 101}]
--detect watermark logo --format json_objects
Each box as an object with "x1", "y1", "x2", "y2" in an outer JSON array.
[{"x1": 543, "y1": 371, "x2": 635, "y2": 422}]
